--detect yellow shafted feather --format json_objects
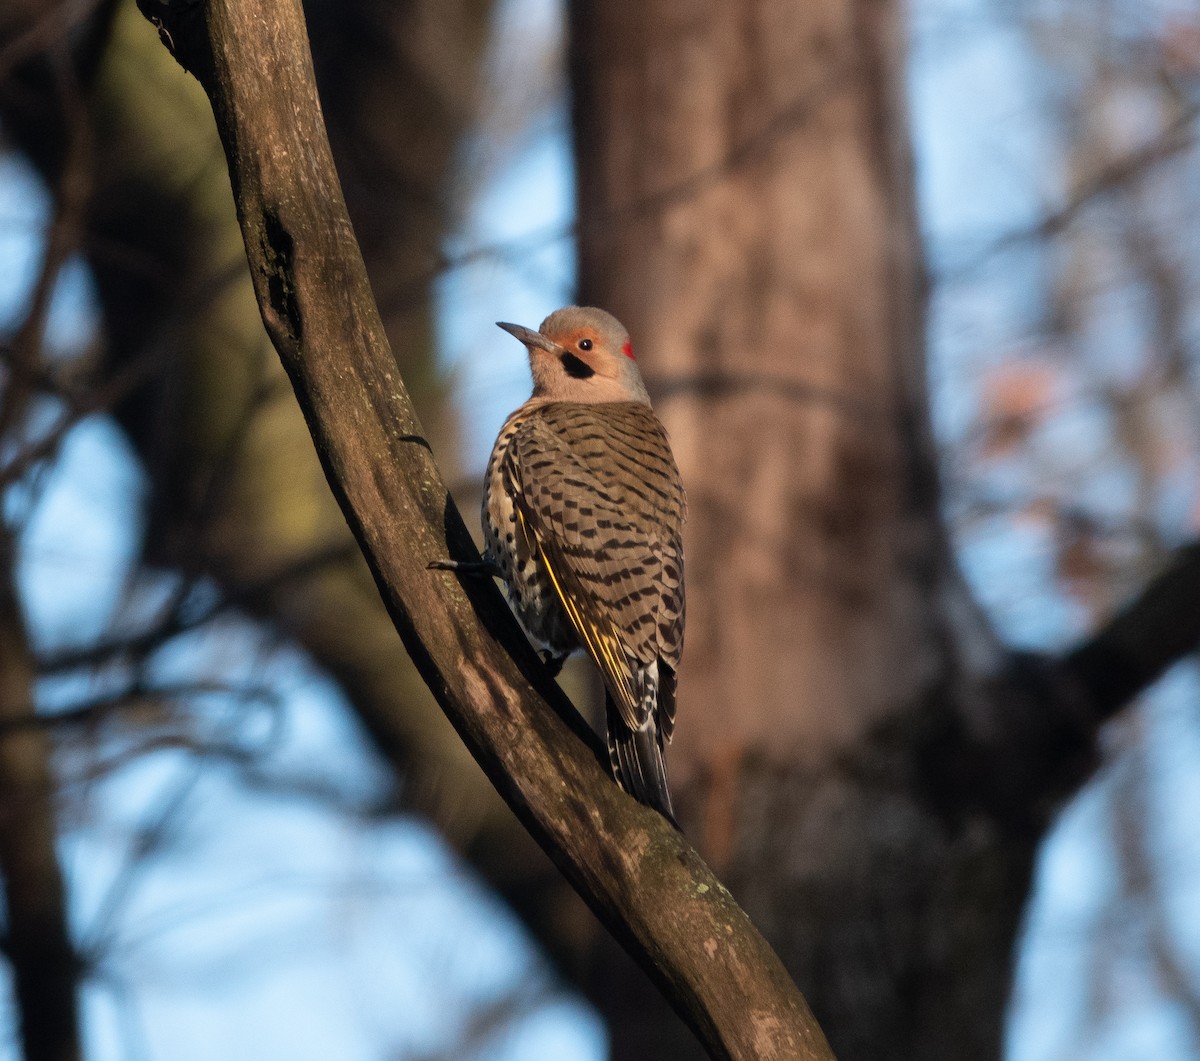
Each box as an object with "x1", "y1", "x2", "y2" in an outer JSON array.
[{"x1": 516, "y1": 506, "x2": 641, "y2": 725}]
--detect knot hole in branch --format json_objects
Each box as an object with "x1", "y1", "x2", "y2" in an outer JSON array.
[{"x1": 261, "y1": 209, "x2": 303, "y2": 350}]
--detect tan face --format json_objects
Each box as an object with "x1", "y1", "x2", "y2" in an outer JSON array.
[
  {"x1": 497, "y1": 307, "x2": 650, "y2": 405},
  {"x1": 537, "y1": 323, "x2": 624, "y2": 385}
]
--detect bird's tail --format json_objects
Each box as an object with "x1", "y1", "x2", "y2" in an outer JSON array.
[{"x1": 605, "y1": 692, "x2": 678, "y2": 828}]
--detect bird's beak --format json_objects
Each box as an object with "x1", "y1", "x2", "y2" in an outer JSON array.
[{"x1": 496, "y1": 321, "x2": 561, "y2": 355}]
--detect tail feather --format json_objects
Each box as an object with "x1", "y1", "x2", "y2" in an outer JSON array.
[{"x1": 605, "y1": 693, "x2": 678, "y2": 828}]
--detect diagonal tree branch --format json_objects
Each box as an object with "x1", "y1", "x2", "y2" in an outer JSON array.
[
  {"x1": 1062, "y1": 539, "x2": 1200, "y2": 722},
  {"x1": 931, "y1": 540, "x2": 1200, "y2": 825},
  {"x1": 132, "y1": 1, "x2": 835, "y2": 1057}
]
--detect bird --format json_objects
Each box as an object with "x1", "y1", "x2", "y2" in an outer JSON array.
[{"x1": 482, "y1": 306, "x2": 686, "y2": 824}]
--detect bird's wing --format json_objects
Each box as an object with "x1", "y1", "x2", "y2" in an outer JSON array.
[{"x1": 506, "y1": 402, "x2": 685, "y2": 735}]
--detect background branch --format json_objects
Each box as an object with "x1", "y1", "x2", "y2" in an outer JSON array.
[
  {"x1": 0, "y1": 541, "x2": 81, "y2": 1061},
  {"x1": 1062, "y1": 539, "x2": 1200, "y2": 723}
]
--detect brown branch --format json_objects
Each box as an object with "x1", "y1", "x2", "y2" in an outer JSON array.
[
  {"x1": 0, "y1": 539, "x2": 81, "y2": 1061},
  {"x1": 933, "y1": 541, "x2": 1200, "y2": 823},
  {"x1": 1062, "y1": 539, "x2": 1200, "y2": 723},
  {"x1": 132, "y1": 1, "x2": 835, "y2": 1057},
  {"x1": 0, "y1": 340, "x2": 161, "y2": 489},
  {"x1": 0, "y1": 0, "x2": 105, "y2": 86},
  {"x1": 0, "y1": 679, "x2": 282, "y2": 737},
  {"x1": 0, "y1": 37, "x2": 92, "y2": 1061},
  {"x1": 0, "y1": 46, "x2": 92, "y2": 444}
]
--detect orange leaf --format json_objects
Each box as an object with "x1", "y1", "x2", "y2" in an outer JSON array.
[{"x1": 979, "y1": 362, "x2": 1059, "y2": 458}]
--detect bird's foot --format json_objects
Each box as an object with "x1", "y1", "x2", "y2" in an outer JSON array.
[{"x1": 427, "y1": 558, "x2": 502, "y2": 578}]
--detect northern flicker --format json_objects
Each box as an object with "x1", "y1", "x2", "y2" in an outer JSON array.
[{"x1": 483, "y1": 306, "x2": 685, "y2": 823}]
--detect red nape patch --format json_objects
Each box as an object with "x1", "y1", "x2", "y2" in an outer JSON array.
[{"x1": 621, "y1": 340, "x2": 635, "y2": 360}]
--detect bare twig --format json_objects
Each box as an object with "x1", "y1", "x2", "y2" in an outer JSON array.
[
  {"x1": 0, "y1": 678, "x2": 282, "y2": 736},
  {"x1": 39, "y1": 542, "x2": 357, "y2": 674},
  {"x1": 0, "y1": 47, "x2": 93, "y2": 444},
  {"x1": 0, "y1": 0, "x2": 104, "y2": 85},
  {"x1": 940, "y1": 104, "x2": 1200, "y2": 281}
]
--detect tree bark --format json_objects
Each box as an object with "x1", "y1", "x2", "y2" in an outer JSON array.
[{"x1": 131, "y1": 0, "x2": 837, "y2": 1056}]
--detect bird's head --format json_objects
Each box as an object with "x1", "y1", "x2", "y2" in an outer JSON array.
[{"x1": 497, "y1": 306, "x2": 650, "y2": 405}]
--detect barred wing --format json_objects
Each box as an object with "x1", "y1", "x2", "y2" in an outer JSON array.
[{"x1": 505, "y1": 402, "x2": 685, "y2": 736}]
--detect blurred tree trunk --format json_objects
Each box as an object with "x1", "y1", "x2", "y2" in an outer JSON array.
[{"x1": 566, "y1": 1, "x2": 1095, "y2": 1058}]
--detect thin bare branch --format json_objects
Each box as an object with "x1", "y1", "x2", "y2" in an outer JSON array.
[
  {"x1": 0, "y1": 0, "x2": 104, "y2": 85},
  {"x1": 0, "y1": 47, "x2": 93, "y2": 443},
  {"x1": 39, "y1": 542, "x2": 357, "y2": 674},
  {"x1": 941, "y1": 104, "x2": 1200, "y2": 280}
]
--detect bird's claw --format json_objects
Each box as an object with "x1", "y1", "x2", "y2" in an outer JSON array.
[{"x1": 427, "y1": 558, "x2": 502, "y2": 578}]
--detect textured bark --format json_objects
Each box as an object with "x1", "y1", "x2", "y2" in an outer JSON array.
[
  {"x1": 566, "y1": 2, "x2": 1109, "y2": 1059},
  {"x1": 130, "y1": 0, "x2": 837, "y2": 1056},
  {"x1": 0, "y1": 543, "x2": 80, "y2": 1061}
]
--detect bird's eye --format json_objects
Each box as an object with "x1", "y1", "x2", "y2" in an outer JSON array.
[{"x1": 578, "y1": 338, "x2": 593, "y2": 351}]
